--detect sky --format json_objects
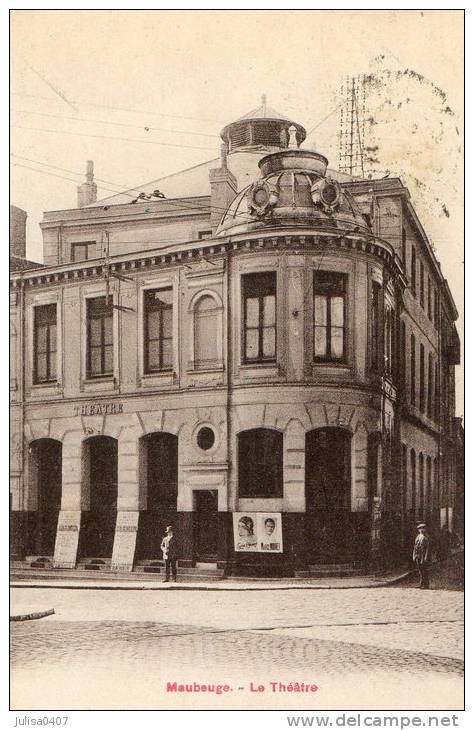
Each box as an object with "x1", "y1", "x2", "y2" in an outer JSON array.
[{"x1": 9, "y1": 10, "x2": 464, "y2": 413}]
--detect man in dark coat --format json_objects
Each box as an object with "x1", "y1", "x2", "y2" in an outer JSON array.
[
  {"x1": 413, "y1": 522, "x2": 430, "y2": 588},
  {"x1": 161, "y1": 525, "x2": 178, "y2": 582}
]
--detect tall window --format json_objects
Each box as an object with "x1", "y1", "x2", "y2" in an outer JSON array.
[
  {"x1": 71, "y1": 241, "x2": 95, "y2": 262},
  {"x1": 314, "y1": 271, "x2": 346, "y2": 362},
  {"x1": 402, "y1": 227, "x2": 407, "y2": 271},
  {"x1": 144, "y1": 288, "x2": 173, "y2": 373},
  {"x1": 410, "y1": 333, "x2": 416, "y2": 405},
  {"x1": 434, "y1": 362, "x2": 439, "y2": 422},
  {"x1": 401, "y1": 444, "x2": 407, "y2": 516},
  {"x1": 86, "y1": 297, "x2": 113, "y2": 378},
  {"x1": 419, "y1": 343, "x2": 425, "y2": 412},
  {"x1": 420, "y1": 261, "x2": 425, "y2": 308},
  {"x1": 411, "y1": 246, "x2": 417, "y2": 297},
  {"x1": 428, "y1": 353, "x2": 433, "y2": 418},
  {"x1": 400, "y1": 319, "x2": 406, "y2": 389},
  {"x1": 242, "y1": 272, "x2": 276, "y2": 363},
  {"x1": 410, "y1": 448, "x2": 416, "y2": 513},
  {"x1": 34, "y1": 303, "x2": 57, "y2": 383},
  {"x1": 428, "y1": 277, "x2": 432, "y2": 320},
  {"x1": 434, "y1": 457, "x2": 439, "y2": 510},
  {"x1": 238, "y1": 428, "x2": 283, "y2": 497},
  {"x1": 371, "y1": 281, "x2": 382, "y2": 372},
  {"x1": 419, "y1": 453, "x2": 424, "y2": 518},
  {"x1": 194, "y1": 295, "x2": 219, "y2": 369},
  {"x1": 426, "y1": 456, "x2": 432, "y2": 516},
  {"x1": 384, "y1": 307, "x2": 395, "y2": 377}
]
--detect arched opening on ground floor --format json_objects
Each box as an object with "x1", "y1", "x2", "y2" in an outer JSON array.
[
  {"x1": 305, "y1": 427, "x2": 369, "y2": 563},
  {"x1": 136, "y1": 432, "x2": 178, "y2": 560},
  {"x1": 79, "y1": 436, "x2": 118, "y2": 559},
  {"x1": 28, "y1": 438, "x2": 62, "y2": 556}
]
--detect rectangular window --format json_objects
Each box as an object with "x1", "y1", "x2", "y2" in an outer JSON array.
[
  {"x1": 370, "y1": 281, "x2": 382, "y2": 372},
  {"x1": 197, "y1": 230, "x2": 213, "y2": 240},
  {"x1": 428, "y1": 353, "x2": 433, "y2": 418},
  {"x1": 428, "y1": 277, "x2": 432, "y2": 320},
  {"x1": 144, "y1": 288, "x2": 173, "y2": 373},
  {"x1": 71, "y1": 241, "x2": 95, "y2": 262},
  {"x1": 314, "y1": 271, "x2": 346, "y2": 362},
  {"x1": 411, "y1": 246, "x2": 417, "y2": 297},
  {"x1": 419, "y1": 343, "x2": 425, "y2": 412},
  {"x1": 242, "y1": 272, "x2": 276, "y2": 363},
  {"x1": 402, "y1": 227, "x2": 407, "y2": 271},
  {"x1": 420, "y1": 261, "x2": 425, "y2": 308},
  {"x1": 86, "y1": 297, "x2": 113, "y2": 378},
  {"x1": 400, "y1": 320, "x2": 406, "y2": 390},
  {"x1": 410, "y1": 334, "x2": 416, "y2": 406},
  {"x1": 34, "y1": 303, "x2": 57, "y2": 383}
]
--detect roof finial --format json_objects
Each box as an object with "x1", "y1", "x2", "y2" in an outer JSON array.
[{"x1": 261, "y1": 93, "x2": 267, "y2": 117}]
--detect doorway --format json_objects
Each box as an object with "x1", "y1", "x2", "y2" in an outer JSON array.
[
  {"x1": 305, "y1": 427, "x2": 355, "y2": 563},
  {"x1": 30, "y1": 439, "x2": 62, "y2": 555},
  {"x1": 80, "y1": 436, "x2": 118, "y2": 558},
  {"x1": 194, "y1": 490, "x2": 218, "y2": 562}
]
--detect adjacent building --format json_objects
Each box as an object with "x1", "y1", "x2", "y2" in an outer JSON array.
[{"x1": 10, "y1": 102, "x2": 461, "y2": 576}]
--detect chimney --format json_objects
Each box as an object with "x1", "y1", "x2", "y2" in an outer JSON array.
[
  {"x1": 209, "y1": 144, "x2": 237, "y2": 231},
  {"x1": 9, "y1": 205, "x2": 27, "y2": 259},
  {"x1": 77, "y1": 160, "x2": 98, "y2": 207}
]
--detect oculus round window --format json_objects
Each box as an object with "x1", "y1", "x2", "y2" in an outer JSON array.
[
  {"x1": 321, "y1": 182, "x2": 338, "y2": 205},
  {"x1": 253, "y1": 187, "x2": 269, "y2": 206},
  {"x1": 197, "y1": 426, "x2": 215, "y2": 451}
]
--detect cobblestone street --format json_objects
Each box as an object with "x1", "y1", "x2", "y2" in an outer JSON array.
[{"x1": 10, "y1": 586, "x2": 464, "y2": 711}]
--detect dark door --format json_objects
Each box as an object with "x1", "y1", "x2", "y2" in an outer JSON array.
[
  {"x1": 194, "y1": 490, "x2": 218, "y2": 562},
  {"x1": 35, "y1": 439, "x2": 62, "y2": 556},
  {"x1": 80, "y1": 436, "x2": 118, "y2": 558},
  {"x1": 305, "y1": 428, "x2": 355, "y2": 563}
]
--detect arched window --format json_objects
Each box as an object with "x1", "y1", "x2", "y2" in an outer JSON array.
[
  {"x1": 194, "y1": 295, "x2": 219, "y2": 369},
  {"x1": 238, "y1": 428, "x2": 283, "y2": 498}
]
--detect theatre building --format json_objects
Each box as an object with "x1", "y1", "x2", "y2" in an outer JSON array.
[{"x1": 10, "y1": 102, "x2": 460, "y2": 577}]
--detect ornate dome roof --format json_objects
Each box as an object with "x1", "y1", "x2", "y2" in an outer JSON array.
[{"x1": 216, "y1": 149, "x2": 370, "y2": 237}]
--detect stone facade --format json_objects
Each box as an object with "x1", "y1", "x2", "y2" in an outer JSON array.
[{"x1": 10, "y1": 104, "x2": 460, "y2": 575}]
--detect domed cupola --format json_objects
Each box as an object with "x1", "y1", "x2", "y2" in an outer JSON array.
[
  {"x1": 216, "y1": 148, "x2": 370, "y2": 237},
  {"x1": 221, "y1": 95, "x2": 306, "y2": 153}
]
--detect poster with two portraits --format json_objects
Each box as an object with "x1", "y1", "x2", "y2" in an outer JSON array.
[{"x1": 233, "y1": 512, "x2": 283, "y2": 553}]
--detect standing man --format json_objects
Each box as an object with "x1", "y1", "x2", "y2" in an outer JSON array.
[
  {"x1": 161, "y1": 525, "x2": 178, "y2": 582},
  {"x1": 413, "y1": 522, "x2": 430, "y2": 589}
]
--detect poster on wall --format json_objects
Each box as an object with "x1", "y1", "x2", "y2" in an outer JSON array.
[{"x1": 233, "y1": 512, "x2": 283, "y2": 553}]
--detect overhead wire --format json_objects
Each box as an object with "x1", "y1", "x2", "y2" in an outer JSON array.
[
  {"x1": 11, "y1": 108, "x2": 220, "y2": 139},
  {"x1": 12, "y1": 157, "x2": 450, "y2": 249},
  {"x1": 11, "y1": 124, "x2": 217, "y2": 152},
  {"x1": 11, "y1": 92, "x2": 224, "y2": 124}
]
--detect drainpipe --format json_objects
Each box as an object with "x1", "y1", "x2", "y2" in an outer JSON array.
[
  {"x1": 225, "y1": 238, "x2": 232, "y2": 574},
  {"x1": 19, "y1": 276, "x2": 26, "y2": 556}
]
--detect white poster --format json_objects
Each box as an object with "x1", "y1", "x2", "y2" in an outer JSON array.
[{"x1": 233, "y1": 512, "x2": 283, "y2": 553}]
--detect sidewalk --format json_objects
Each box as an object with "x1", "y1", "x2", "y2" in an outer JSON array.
[{"x1": 10, "y1": 566, "x2": 413, "y2": 595}]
